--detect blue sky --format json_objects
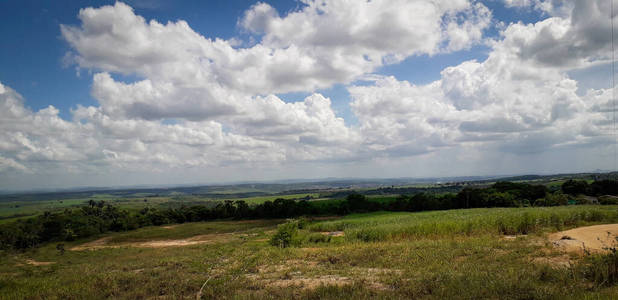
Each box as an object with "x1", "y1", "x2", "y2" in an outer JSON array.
[
  {"x1": 1, "y1": 0, "x2": 544, "y2": 121},
  {"x1": 0, "y1": 0, "x2": 615, "y2": 189},
  {"x1": 0, "y1": 0, "x2": 269, "y2": 119}
]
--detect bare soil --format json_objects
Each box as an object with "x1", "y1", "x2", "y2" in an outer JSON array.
[
  {"x1": 246, "y1": 259, "x2": 396, "y2": 291},
  {"x1": 25, "y1": 259, "x2": 55, "y2": 266},
  {"x1": 70, "y1": 237, "x2": 114, "y2": 251},
  {"x1": 320, "y1": 231, "x2": 345, "y2": 237},
  {"x1": 532, "y1": 255, "x2": 573, "y2": 268},
  {"x1": 502, "y1": 234, "x2": 527, "y2": 240},
  {"x1": 548, "y1": 224, "x2": 618, "y2": 254},
  {"x1": 70, "y1": 233, "x2": 235, "y2": 251},
  {"x1": 266, "y1": 275, "x2": 352, "y2": 289}
]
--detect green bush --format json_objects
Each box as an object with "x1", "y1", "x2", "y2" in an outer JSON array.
[
  {"x1": 599, "y1": 195, "x2": 618, "y2": 205},
  {"x1": 575, "y1": 195, "x2": 596, "y2": 205},
  {"x1": 269, "y1": 219, "x2": 304, "y2": 248}
]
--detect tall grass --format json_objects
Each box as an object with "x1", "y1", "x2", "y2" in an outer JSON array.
[
  {"x1": 577, "y1": 249, "x2": 618, "y2": 287},
  {"x1": 307, "y1": 206, "x2": 618, "y2": 242}
]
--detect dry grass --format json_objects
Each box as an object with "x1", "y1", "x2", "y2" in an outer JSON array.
[
  {"x1": 2, "y1": 207, "x2": 618, "y2": 299},
  {"x1": 71, "y1": 233, "x2": 236, "y2": 250}
]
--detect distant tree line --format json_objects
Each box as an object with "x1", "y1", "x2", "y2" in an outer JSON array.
[
  {"x1": 321, "y1": 185, "x2": 463, "y2": 198},
  {"x1": 561, "y1": 179, "x2": 618, "y2": 197},
  {"x1": 1, "y1": 180, "x2": 617, "y2": 250}
]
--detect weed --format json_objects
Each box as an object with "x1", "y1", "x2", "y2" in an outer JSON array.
[
  {"x1": 576, "y1": 248, "x2": 618, "y2": 287},
  {"x1": 306, "y1": 233, "x2": 331, "y2": 244}
]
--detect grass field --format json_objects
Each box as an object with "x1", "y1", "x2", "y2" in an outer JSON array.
[
  {"x1": 0, "y1": 193, "x2": 321, "y2": 223},
  {"x1": 1, "y1": 206, "x2": 617, "y2": 299},
  {"x1": 218, "y1": 193, "x2": 321, "y2": 205}
]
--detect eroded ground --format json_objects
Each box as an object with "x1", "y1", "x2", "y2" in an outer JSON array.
[{"x1": 70, "y1": 233, "x2": 239, "y2": 250}]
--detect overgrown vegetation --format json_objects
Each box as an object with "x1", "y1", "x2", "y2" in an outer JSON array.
[
  {"x1": 577, "y1": 248, "x2": 618, "y2": 287},
  {"x1": 1, "y1": 207, "x2": 618, "y2": 299}
]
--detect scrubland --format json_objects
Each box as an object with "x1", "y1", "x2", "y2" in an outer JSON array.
[{"x1": 1, "y1": 205, "x2": 617, "y2": 299}]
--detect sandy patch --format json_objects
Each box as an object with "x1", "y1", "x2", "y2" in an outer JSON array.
[
  {"x1": 320, "y1": 231, "x2": 345, "y2": 237},
  {"x1": 70, "y1": 237, "x2": 114, "y2": 251},
  {"x1": 25, "y1": 259, "x2": 55, "y2": 266},
  {"x1": 231, "y1": 219, "x2": 280, "y2": 224},
  {"x1": 286, "y1": 259, "x2": 320, "y2": 267},
  {"x1": 301, "y1": 247, "x2": 321, "y2": 252},
  {"x1": 310, "y1": 216, "x2": 342, "y2": 221},
  {"x1": 548, "y1": 224, "x2": 618, "y2": 254},
  {"x1": 502, "y1": 234, "x2": 527, "y2": 240},
  {"x1": 254, "y1": 259, "x2": 320, "y2": 274},
  {"x1": 532, "y1": 255, "x2": 573, "y2": 268},
  {"x1": 247, "y1": 261, "x2": 397, "y2": 291},
  {"x1": 71, "y1": 233, "x2": 235, "y2": 251},
  {"x1": 265, "y1": 275, "x2": 352, "y2": 289},
  {"x1": 353, "y1": 267, "x2": 402, "y2": 275}
]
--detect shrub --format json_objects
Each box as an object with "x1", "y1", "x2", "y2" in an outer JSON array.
[
  {"x1": 533, "y1": 198, "x2": 546, "y2": 207},
  {"x1": 56, "y1": 243, "x2": 65, "y2": 255},
  {"x1": 269, "y1": 219, "x2": 304, "y2": 248},
  {"x1": 544, "y1": 192, "x2": 569, "y2": 206},
  {"x1": 599, "y1": 195, "x2": 618, "y2": 205},
  {"x1": 575, "y1": 195, "x2": 596, "y2": 205}
]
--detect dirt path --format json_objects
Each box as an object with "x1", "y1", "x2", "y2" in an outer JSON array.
[
  {"x1": 70, "y1": 237, "x2": 115, "y2": 251},
  {"x1": 549, "y1": 224, "x2": 618, "y2": 254},
  {"x1": 70, "y1": 233, "x2": 235, "y2": 251},
  {"x1": 25, "y1": 259, "x2": 55, "y2": 266}
]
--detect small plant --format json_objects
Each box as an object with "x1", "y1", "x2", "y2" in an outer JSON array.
[
  {"x1": 327, "y1": 255, "x2": 340, "y2": 264},
  {"x1": 576, "y1": 247, "x2": 618, "y2": 286},
  {"x1": 574, "y1": 233, "x2": 618, "y2": 287},
  {"x1": 56, "y1": 243, "x2": 65, "y2": 255}
]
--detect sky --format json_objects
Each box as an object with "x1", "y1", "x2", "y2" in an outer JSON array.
[{"x1": 0, "y1": 0, "x2": 616, "y2": 190}]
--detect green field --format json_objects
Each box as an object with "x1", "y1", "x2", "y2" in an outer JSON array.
[
  {"x1": 308, "y1": 206, "x2": 618, "y2": 240},
  {"x1": 219, "y1": 193, "x2": 321, "y2": 204},
  {"x1": 0, "y1": 192, "x2": 321, "y2": 222},
  {"x1": 1, "y1": 206, "x2": 617, "y2": 299}
]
